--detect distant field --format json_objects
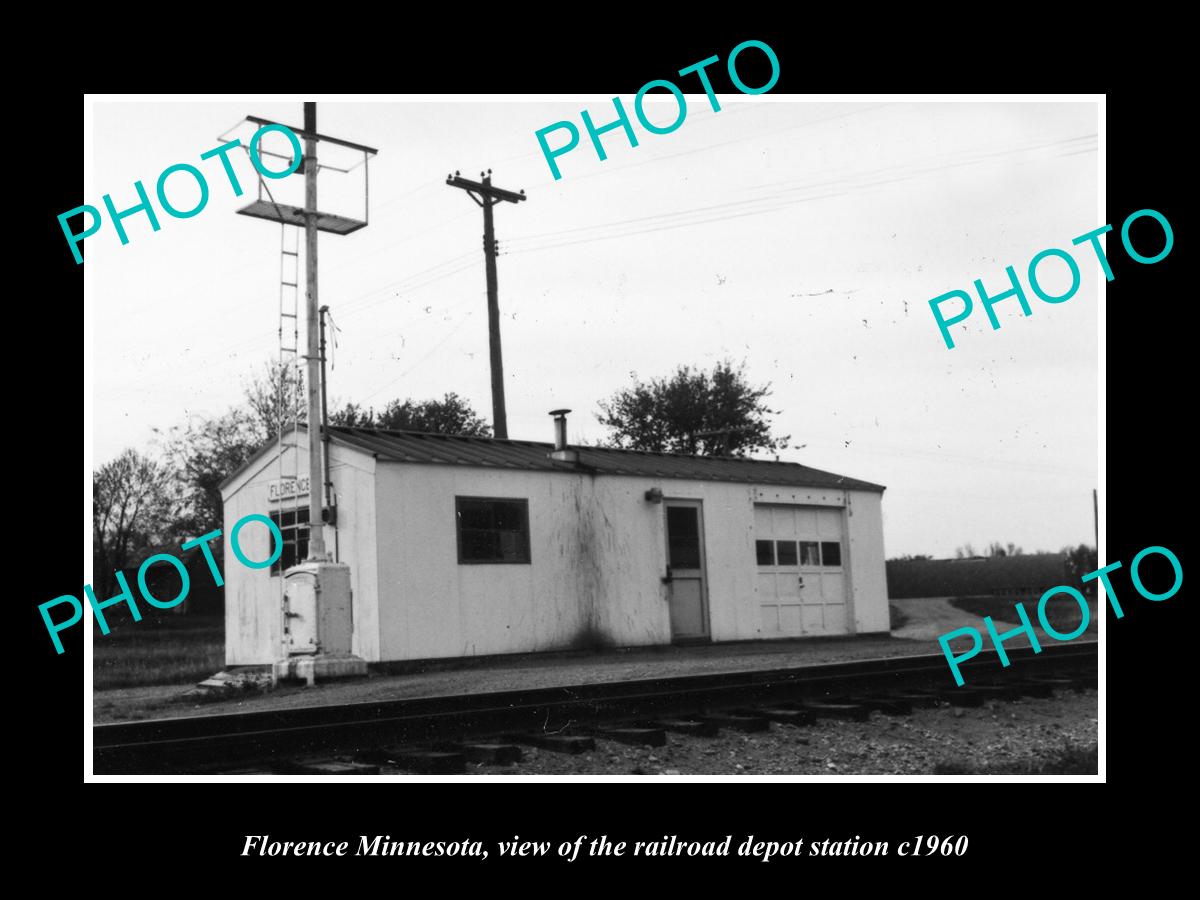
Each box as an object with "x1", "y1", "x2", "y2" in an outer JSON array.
[
  {"x1": 951, "y1": 595, "x2": 1097, "y2": 636},
  {"x1": 93, "y1": 614, "x2": 223, "y2": 690}
]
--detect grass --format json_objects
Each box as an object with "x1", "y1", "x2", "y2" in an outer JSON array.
[
  {"x1": 93, "y1": 612, "x2": 224, "y2": 690},
  {"x1": 888, "y1": 604, "x2": 909, "y2": 631},
  {"x1": 934, "y1": 743, "x2": 1097, "y2": 775},
  {"x1": 951, "y1": 595, "x2": 1096, "y2": 636}
]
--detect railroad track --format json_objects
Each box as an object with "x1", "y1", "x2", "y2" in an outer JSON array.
[{"x1": 93, "y1": 642, "x2": 1097, "y2": 774}]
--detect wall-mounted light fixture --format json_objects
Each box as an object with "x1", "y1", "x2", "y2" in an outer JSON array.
[{"x1": 644, "y1": 487, "x2": 663, "y2": 503}]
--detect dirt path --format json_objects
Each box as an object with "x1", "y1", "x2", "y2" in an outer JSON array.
[
  {"x1": 892, "y1": 597, "x2": 988, "y2": 641},
  {"x1": 892, "y1": 596, "x2": 1098, "y2": 645}
]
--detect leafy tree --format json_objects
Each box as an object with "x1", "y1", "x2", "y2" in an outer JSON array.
[
  {"x1": 157, "y1": 408, "x2": 262, "y2": 539},
  {"x1": 330, "y1": 393, "x2": 491, "y2": 436},
  {"x1": 596, "y1": 360, "x2": 789, "y2": 457},
  {"x1": 93, "y1": 449, "x2": 177, "y2": 596},
  {"x1": 1063, "y1": 544, "x2": 1098, "y2": 582},
  {"x1": 377, "y1": 394, "x2": 491, "y2": 435},
  {"x1": 955, "y1": 544, "x2": 977, "y2": 559},
  {"x1": 329, "y1": 401, "x2": 375, "y2": 428},
  {"x1": 243, "y1": 361, "x2": 306, "y2": 443},
  {"x1": 984, "y1": 541, "x2": 1024, "y2": 558},
  {"x1": 155, "y1": 364, "x2": 310, "y2": 540}
]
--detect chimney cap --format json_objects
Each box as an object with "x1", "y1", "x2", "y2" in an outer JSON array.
[{"x1": 548, "y1": 408, "x2": 571, "y2": 417}]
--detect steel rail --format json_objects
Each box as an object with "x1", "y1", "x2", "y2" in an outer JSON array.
[{"x1": 93, "y1": 642, "x2": 1098, "y2": 774}]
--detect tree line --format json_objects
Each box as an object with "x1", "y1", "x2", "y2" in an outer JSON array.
[{"x1": 889, "y1": 544, "x2": 1098, "y2": 577}]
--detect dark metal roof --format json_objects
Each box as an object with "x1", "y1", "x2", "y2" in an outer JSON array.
[{"x1": 328, "y1": 426, "x2": 885, "y2": 492}]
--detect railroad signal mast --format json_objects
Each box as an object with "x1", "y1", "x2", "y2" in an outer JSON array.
[{"x1": 227, "y1": 102, "x2": 377, "y2": 684}]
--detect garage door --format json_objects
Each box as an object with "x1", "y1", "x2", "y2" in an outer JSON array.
[{"x1": 754, "y1": 504, "x2": 848, "y2": 637}]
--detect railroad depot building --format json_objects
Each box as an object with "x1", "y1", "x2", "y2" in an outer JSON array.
[{"x1": 219, "y1": 421, "x2": 889, "y2": 666}]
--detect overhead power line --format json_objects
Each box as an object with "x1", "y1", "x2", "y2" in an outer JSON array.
[
  {"x1": 105, "y1": 248, "x2": 485, "y2": 393},
  {"x1": 501, "y1": 132, "x2": 1097, "y2": 257}
]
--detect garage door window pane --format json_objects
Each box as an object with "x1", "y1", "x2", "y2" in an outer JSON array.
[
  {"x1": 776, "y1": 540, "x2": 798, "y2": 566},
  {"x1": 821, "y1": 541, "x2": 842, "y2": 567},
  {"x1": 799, "y1": 541, "x2": 820, "y2": 566},
  {"x1": 756, "y1": 540, "x2": 775, "y2": 565}
]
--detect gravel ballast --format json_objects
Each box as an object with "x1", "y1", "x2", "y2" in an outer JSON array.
[{"x1": 461, "y1": 690, "x2": 1099, "y2": 776}]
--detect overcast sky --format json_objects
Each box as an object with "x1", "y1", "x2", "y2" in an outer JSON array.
[{"x1": 87, "y1": 97, "x2": 1099, "y2": 559}]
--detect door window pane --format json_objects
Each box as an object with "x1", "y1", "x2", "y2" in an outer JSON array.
[
  {"x1": 776, "y1": 540, "x2": 798, "y2": 566},
  {"x1": 755, "y1": 540, "x2": 775, "y2": 565},
  {"x1": 667, "y1": 506, "x2": 701, "y2": 568},
  {"x1": 800, "y1": 541, "x2": 820, "y2": 566},
  {"x1": 821, "y1": 541, "x2": 842, "y2": 567}
]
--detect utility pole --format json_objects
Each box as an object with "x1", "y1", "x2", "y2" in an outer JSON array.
[
  {"x1": 446, "y1": 169, "x2": 526, "y2": 439},
  {"x1": 319, "y1": 304, "x2": 332, "y2": 515},
  {"x1": 320, "y1": 304, "x2": 337, "y2": 563},
  {"x1": 303, "y1": 102, "x2": 326, "y2": 561}
]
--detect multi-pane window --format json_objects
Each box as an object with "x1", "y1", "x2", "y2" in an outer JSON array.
[
  {"x1": 267, "y1": 506, "x2": 335, "y2": 574},
  {"x1": 456, "y1": 497, "x2": 531, "y2": 564},
  {"x1": 755, "y1": 539, "x2": 844, "y2": 568},
  {"x1": 269, "y1": 507, "x2": 310, "y2": 575},
  {"x1": 666, "y1": 506, "x2": 701, "y2": 568}
]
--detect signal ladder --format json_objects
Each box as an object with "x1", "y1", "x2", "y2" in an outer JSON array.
[{"x1": 277, "y1": 223, "x2": 304, "y2": 649}]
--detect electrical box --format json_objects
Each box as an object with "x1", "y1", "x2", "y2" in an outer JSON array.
[{"x1": 283, "y1": 561, "x2": 353, "y2": 656}]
